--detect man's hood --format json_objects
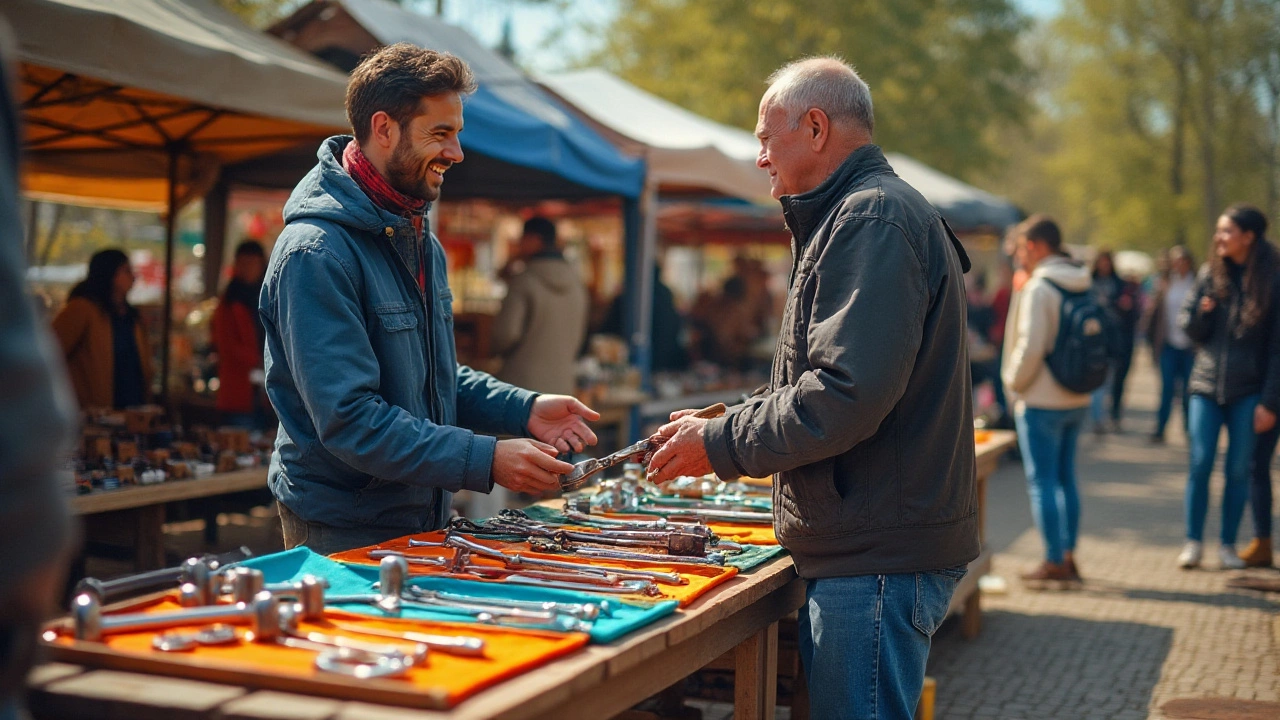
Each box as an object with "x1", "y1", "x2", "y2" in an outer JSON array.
[
  {"x1": 520, "y1": 255, "x2": 579, "y2": 294},
  {"x1": 282, "y1": 136, "x2": 412, "y2": 232},
  {"x1": 1031, "y1": 255, "x2": 1092, "y2": 293}
]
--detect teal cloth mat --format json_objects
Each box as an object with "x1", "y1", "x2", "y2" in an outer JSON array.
[
  {"x1": 236, "y1": 547, "x2": 677, "y2": 644},
  {"x1": 518, "y1": 505, "x2": 785, "y2": 570}
]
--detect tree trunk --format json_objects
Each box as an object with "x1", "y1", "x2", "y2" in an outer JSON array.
[{"x1": 1170, "y1": 52, "x2": 1188, "y2": 246}]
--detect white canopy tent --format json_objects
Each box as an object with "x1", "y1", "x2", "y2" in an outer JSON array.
[{"x1": 538, "y1": 68, "x2": 770, "y2": 203}]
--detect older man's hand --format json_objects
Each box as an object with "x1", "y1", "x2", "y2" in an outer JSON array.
[
  {"x1": 528, "y1": 395, "x2": 600, "y2": 454},
  {"x1": 645, "y1": 415, "x2": 713, "y2": 485}
]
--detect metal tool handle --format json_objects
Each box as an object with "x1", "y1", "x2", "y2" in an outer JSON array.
[{"x1": 74, "y1": 547, "x2": 253, "y2": 603}]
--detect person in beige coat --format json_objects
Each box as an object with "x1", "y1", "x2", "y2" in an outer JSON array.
[
  {"x1": 473, "y1": 217, "x2": 588, "y2": 516},
  {"x1": 1002, "y1": 215, "x2": 1092, "y2": 588},
  {"x1": 491, "y1": 217, "x2": 589, "y2": 396}
]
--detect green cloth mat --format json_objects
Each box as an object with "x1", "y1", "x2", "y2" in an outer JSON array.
[
  {"x1": 236, "y1": 547, "x2": 677, "y2": 644},
  {"x1": 519, "y1": 505, "x2": 785, "y2": 570}
]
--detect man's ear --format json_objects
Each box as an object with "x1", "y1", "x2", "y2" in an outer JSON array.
[
  {"x1": 368, "y1": 111, "x2": 398, "y2": 152},
  {"x1": 807, "y1": 108, "x2": 830, "y2": 152}
]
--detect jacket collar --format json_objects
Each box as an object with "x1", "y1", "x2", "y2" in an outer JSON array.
[{"x1": 779, "y1": 144, "x2": 894, "y2": 249}]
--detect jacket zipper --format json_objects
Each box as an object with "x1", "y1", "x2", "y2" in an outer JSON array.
[
  {"x1": 384, "y1": 224, "x2": 439, "y2": 420},
  {"x1": 1216, "y1": 292, "x2": 1235, "y2": 404}
]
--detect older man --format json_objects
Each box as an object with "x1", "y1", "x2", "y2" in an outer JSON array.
[
  {"x1": 647, "y1": 57, "x2": 977, "y2": 718},
  {"x1": 262, "y1": 44, "x2": 598, "y2": 554}
]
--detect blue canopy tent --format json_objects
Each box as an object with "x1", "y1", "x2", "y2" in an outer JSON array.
[{"x1": 255, "y1": 0, "x2": 643, "y2": 200}]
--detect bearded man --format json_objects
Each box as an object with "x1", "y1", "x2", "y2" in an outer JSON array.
[{"x1": 261, "y1": 44, "x2": 598, "y2": 554}]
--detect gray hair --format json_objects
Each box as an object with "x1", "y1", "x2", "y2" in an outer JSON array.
[{"x1": 765, "y1": 57, "x2": 874, "y2": 135}]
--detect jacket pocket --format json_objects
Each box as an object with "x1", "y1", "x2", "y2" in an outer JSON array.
[
  {"x1": 375, "y1": 305, "x2": 419, "y2": 332},
  {"x1": 776, "y1": 458, "x2": 843, "y2": 538}
]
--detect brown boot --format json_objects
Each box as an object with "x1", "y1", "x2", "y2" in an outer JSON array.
[
  {"x1": 1063, "y1": 551, "x2": 1083, "y2": 583},
  {"x1": 1239, "y1": 538, "x2": 1273, "y2": 568},
  {"x1": 1021, "y1": 561, "x2": 1075, "y2": 590}
]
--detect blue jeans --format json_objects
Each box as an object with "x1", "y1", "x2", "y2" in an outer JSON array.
[
  {"x1": 1186, "y1": 394, "x2": 1258, "y2": 544},
  {"x1": 1015, "y1": 406, "x2": 1087, "y2": 563},
  {"x1": 1251, "y1": 423, "x2": 1280, "y2": 538},
  {"x1": 1156, "y1": 346, "x2": 1194, "y2": 436},
  {"x1": 798, "y1": 569, "x2": 965, "y2": 720}
]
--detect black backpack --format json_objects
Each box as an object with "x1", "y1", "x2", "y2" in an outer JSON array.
[{"x1": 1042, "y1": 280, "x2": 1111, "y2": 393}]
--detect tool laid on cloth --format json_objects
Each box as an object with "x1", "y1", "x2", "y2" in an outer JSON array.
[
  {"x1": 444, "y1": 534, "x2": 680, "y2": 589},
  {"x1": 324, "y1": 622, "x2": 487, "y2": 658},
  {"x1": 450, "y1": 511, "x2": 724, "y2": 557},
  {"x1": 529, "y1": 538, "x2": 728, "y2": 567},
  {"x1": 559, "y1": 403, "x2": 726, "y2": 491},
  {"x1": 74, "y1": 547, "x2": 253, "y2": 604},
  {"x1": 331, "y1": 556, "x2": 590, "y2": 632},
  {"x1": 151, "y1": 624, "x2": 238, "y2": 652}
]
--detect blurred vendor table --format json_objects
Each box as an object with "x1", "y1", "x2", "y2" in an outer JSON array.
[
  {"x1": 71, "y1": 468, "x2": 268, "y2": 571},
  {"x1": 951, "y1": 429, "x2": 1018, "y2": 637},
  {"x1": 28, "y1": 553, "x2": 802, "y2": 720}
]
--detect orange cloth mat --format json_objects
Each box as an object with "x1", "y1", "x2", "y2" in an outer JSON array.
[
  {"x1": 49, "y1": 595, "x2": 586, "y2": 708},
  {"x1": 330, "y1": 531, "x2": 739, "y2": 608}
]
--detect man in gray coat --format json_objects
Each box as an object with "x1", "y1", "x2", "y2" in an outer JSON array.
[
  {"x1": 492, "y1": 216, "x2": 589, "y2": 396},
  {"x1": 648, "y1": 57, "x2": 977, "y2": 719}
]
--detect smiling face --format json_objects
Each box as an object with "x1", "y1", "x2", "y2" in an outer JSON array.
[
  {"x1": 384, "y1": 92, "x2": 465, "y2": 202},
  {"x1": 1213, "y1": 214, "x2": 1255, "y2": 265},
  {"x1": 755, "y1": 97, "x2": 816, "y2": 200}
]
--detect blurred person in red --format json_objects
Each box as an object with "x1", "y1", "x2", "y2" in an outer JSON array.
[{"x1": 212, "y1": 240, "x2": 269, "y2": 429}]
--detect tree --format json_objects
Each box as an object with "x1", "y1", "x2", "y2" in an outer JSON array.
[
  {"x1": 591, "y1": 0, "x2": 1033, "y2": 180},
  {"x1": 983, "y1": 0, "x2": 1279, "y2": 255}
]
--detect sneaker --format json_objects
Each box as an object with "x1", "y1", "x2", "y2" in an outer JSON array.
[
  {"x1": 1219, "y1": 545, "x2": 1246, "y2": 570},
  {"x1": 1177, "y1": 541, "x2": 1203, "y2": 569},
  {"x1": 1020, "y1": 561, "x2": 1076, "y2": 590}
]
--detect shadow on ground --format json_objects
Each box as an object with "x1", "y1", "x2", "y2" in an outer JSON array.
[{"x1": 927, "y1": 611, "x2": 1172, "y2": 720}]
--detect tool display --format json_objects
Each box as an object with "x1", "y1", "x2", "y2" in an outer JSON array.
[{"x1": 73, "y1": 547, "x2": 252, "y2": 604}]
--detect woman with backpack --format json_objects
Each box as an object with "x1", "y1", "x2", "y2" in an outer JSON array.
[{"x1": 1177, "y1": 205, "x2": 1280, "y2": 570}]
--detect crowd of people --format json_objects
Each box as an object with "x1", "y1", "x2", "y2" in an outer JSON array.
[{"x1": 982, "y1": 205, "x2": 1280, "y2": 585}]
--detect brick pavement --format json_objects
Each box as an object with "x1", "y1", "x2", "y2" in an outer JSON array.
[{"x1": 926, "y1": 353, "x2": 1280, "y2": 719}]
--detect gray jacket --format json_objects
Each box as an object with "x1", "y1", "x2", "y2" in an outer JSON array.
[
  {"x1": 492, "y1": 252, "x2": 589, "y2": 395},
  {"x1": 262, "y1": 137, "x2": 536, "y2": 531},
  {"x1": 704, "y1": 145, "x2": 979, "y2": 579}
]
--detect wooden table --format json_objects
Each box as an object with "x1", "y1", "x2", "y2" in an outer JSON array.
[
  {"x1": 72, "y1": 468, "x2": 268, "y2": 570},
  {"x1": 948, "y1": 429, "x2": 1018, "y2": 638},
  {"x1": 28, "y1": 555, "x2": 804, "y2": 720}
]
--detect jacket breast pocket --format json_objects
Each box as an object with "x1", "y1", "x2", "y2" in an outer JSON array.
[{"x1": 375, "y1": 305, "x2": 419, "y2": 333}]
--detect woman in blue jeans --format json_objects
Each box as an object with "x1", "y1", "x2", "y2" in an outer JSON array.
[
  {"x1": 1178, "y1": 205, "x2": 1280, "y2": 570},
  {"x1": 1146, "y1": 246, "x2": 1197, "y2": 442}
]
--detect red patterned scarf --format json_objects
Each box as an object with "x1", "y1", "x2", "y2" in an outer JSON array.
[{"x1": 342, "y1": 139, "x2": 426, "y2": 217}]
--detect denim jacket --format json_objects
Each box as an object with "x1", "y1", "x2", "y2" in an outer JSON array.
[{"x1": 261, "y1": 136, "x2": 536, "y2": 530}]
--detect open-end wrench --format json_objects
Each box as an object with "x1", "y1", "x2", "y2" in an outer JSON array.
[
  {"x1": 405, "y1": 586, "x2": 605, "y2": 621},
  {"x1": 445, "y1": 534, "x2": 686, "y2": 585},
  {"x1": 324, "y1": 622, "x2": 487, "y2": 658}
]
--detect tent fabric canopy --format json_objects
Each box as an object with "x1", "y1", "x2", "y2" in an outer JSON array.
[
  {"x1": 273, "y1": 0, "x2": 644, "y2": 200},
  {"x1": 10, "y1": 0, "x2": 352, "y2": 209},
  {"x1": 884, "y1": 153, "x2": 1021, "y2": 232},
  {"x1": 537, "y1": 69, "x2": 771, "y2": 203}
]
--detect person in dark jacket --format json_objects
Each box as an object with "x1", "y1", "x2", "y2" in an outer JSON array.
[
  {"x1": 1176, "y1": 205, "x2": 1280, "y2": 570},
  {"x1": 1089, "y1": 249, "x2": 1142, "y2": 432},
  {"x1": 262, "y1": 44, "x2": 599, "y2": 555},
  {"x1": 212, "y1": 240, "x2": 267, "y2": 428},
  {"x1": 0, "y1": 23, "x2": 77, "y2": 720},
  {"x1": 647, "y1": 58, "x2": 976, "y2": 719}
]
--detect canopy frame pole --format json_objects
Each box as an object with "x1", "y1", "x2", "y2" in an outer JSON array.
[{"x1": 160, "y1": 142, "x2": 181, "y2": 410}]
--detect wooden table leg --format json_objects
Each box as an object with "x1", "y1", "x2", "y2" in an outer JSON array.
[
  {"x1": 961, "y1": 588, "x2": 981, "y2": 639},
  {"x1": 734, "y1": 620, "x2": 778, "y2": 720},
  {"x1": 134, "y1": 505, "x2": 166, "y2": 571}
]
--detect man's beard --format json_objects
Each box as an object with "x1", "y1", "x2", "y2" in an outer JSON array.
[{"x1": 386, "y1": 135, "x2": 439, "y2": 202}]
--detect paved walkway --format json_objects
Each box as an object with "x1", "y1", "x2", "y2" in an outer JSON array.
[{"x1": 927, "y1": 352, "x2": 1280, "y2": 719}]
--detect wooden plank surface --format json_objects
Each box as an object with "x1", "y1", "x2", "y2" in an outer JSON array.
[
  {"x1": 70, "y1": 468, "x2": 268, "y2": 515},
  {"x1": 30, "y1": 555, "x2": 801, "y2": 720}
]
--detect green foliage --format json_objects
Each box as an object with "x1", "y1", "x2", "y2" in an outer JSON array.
[
  {"x1": 592, "y1": 0, "x2": 1033, "y2": 180},
  {"x1": 214, "y1": 0, "x2": 300, "y2": 28},
  {"x1": 979, "y1": 0, "x2": 1280, "y2": 255}
]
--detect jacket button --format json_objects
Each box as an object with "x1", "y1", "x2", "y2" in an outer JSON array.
[{"x1": 384, "y1": 227, "x2": 394, "y2": 237}]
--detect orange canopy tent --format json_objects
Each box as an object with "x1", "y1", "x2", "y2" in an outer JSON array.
[{"x1": 8, "y1": 0, "x2": 351, "y2": 401}]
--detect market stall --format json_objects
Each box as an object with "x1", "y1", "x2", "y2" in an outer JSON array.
[{"x1": 9, "y1": 0, "x2": 355, "y2": 403}]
